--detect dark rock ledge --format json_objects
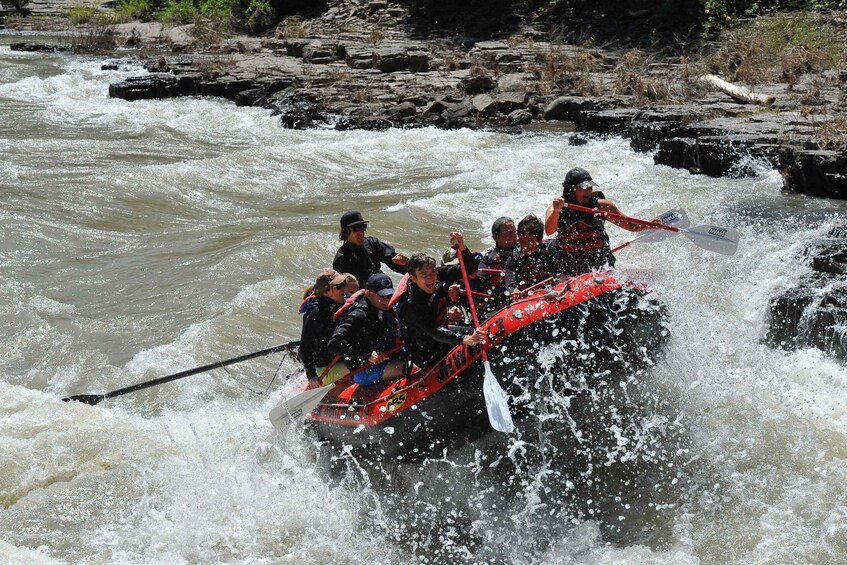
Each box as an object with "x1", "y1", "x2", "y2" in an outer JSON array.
[
  {"x1": 766, "y1": 226, "x2": 847, "y2": 361},
  {"x1": 96, "y1": 34, "x2": 847, "y2": 201}
]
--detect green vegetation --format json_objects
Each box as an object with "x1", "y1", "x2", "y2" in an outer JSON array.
[
  {"x1": 107, "y1": 0, "x2": 272, "y2": 30},
  {"x1": 705, "y1": 0, "x2": 847, "y2": 28},
  {"x1": 112, "y1": 0, "x2": 154, "y2": 20},
  {"x1": 66, "y1": 2, "x2": 98, "y2": 23},
  {"x1": 244, "y1": 0, "x2": 274, "y2": 32},
  {"x1": 156, "y1": 0, "x2": 200, "y2": 23},
  {"x1": 706, "y1": 12, "x2": 847, "y2": 85}
]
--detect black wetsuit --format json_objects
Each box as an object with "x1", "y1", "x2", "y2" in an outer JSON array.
[
  {"x1": 327, "y1": 293, "x2": 399, "y2": 368},
  {"x1": 298, "y1": 295, "x2": 340, "y2": 382},
  {"x1": 398, "y1": 248, "x2": 477, "y2": 367},
  {"x1": 333, "y1": 236, "x2": 406, "y2": 288}
]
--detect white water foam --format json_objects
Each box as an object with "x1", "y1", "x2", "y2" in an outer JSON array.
[{"x1": 2, "y1": 46, "x2": 847, "y2": 563}]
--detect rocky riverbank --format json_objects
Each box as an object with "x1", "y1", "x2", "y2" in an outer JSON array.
[
  {"x1": 8, "y1": 2, "x2": 847, "y2": 200},
  {"x1": 4, "y1": 1, "x2": 847, "y2": 360},
  {"x1": 102, "y1": 28, "x2": 846, "y2": 201}
]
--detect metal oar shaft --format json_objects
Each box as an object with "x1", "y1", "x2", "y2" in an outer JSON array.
[{"x1": 63, "y1": 340, "x2": 300, "y2": 405}]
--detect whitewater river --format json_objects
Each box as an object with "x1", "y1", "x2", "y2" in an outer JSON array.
[{"x1": 2, "y1": 42, "x2": 847, "y2": 564}]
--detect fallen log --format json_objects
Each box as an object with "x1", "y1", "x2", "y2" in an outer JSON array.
[{"x1": 700, "y1": 74, "x2": 775, "y2": 106}]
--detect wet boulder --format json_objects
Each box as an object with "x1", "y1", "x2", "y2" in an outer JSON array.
[
  {"x1": 344, "y1": 47, "x2": 373, "y2": 69},
  {"x1": 543, "y1": 95, "x2": 621, "y2": 122},
  {"x1": 493, "y1": 90, "x2": 528, "y2": 114},
  {"x1": 10, "y1": 43, "x2": 73, "y2": 52},
  {"x1": 302, "y1": 42, "x2": 338, "y2": 64},
  {"x1": 779, "y1": 148, "x2": 847, "y2": 200},
  {"x1": 461, "y1": 75, "x2": 495, "y2": 94},
  {"x1": 405, "y1": 50, "x2": 430, "y2": 73},
  {"x1": 506, "y1": 108, "x2": 533, "y2": 126},
  {"x1": 765, "y1": 226, "x2": 847, "y2": 359},
  {"x1": 581, "y1": 107, "x2": 638, "y2": 137},
  {"x1": 109, "y1": 73, "x2": 197, "y2": 101}
]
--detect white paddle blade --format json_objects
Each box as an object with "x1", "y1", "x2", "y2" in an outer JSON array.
[
  {"x1": 482, "y1": 361, "x2": 514, "y2": 433},
  {"x1": 661, "y1": 208, "x2": 690, "y2": 229},
  {"x1": 269, "y1": 385, "x2": 332, "y2": 431},
  {"x1": 627, "y1": 208, "x2": 691, "y2": 244},
  {"x1": 682, "y1": 225, "x2": 742, "y2": 255}
]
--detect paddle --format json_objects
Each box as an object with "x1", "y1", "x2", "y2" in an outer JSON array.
[
  {"x1": 269, "y1": 384, "x2": 333, "y2": 430},
  {"x1": 63, "y1": 340, "x2": 301, "y2": 406},
  {"x1": 611, "y1": 208, "x2": 690, "y2": 253},
  {"x1": 564, "y1": 202, "x2": 741, "y2": 256},
  {"x1": 456, "y1": 242, "x2": 514, "y2": 433},
  {"x1": 269, "y1": 343, "x2": 405, "y2": 430}
]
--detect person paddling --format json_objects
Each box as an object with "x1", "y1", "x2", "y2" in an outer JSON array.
[
  {"x1": 333, "y1": 211, "x2": 409, "y2": 288},
  {"x1": 299, "y1": 270, "x2": 349, "y2": 388},
  {"x1": 327, "y1": 273, "x2": 405, "y2": 385},
  {"x1": 398, "y1": 232, "x2": 486, "y2": 369},
  {"x1": 544, "y1": 167, "x2": 648, "y2": 276}
]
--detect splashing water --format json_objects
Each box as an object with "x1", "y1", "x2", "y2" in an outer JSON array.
[{"x1": 2, "y1": 45, "x2": 847, "y2": 564}]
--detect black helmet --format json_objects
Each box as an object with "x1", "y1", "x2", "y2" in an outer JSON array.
[{"x1": 561, "y1": 167, "x2": 598, "y2": 201}]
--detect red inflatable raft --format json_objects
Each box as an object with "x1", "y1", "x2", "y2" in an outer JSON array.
[{"x1": 306, "y1": 272, "x2": 667, "y2": 459}]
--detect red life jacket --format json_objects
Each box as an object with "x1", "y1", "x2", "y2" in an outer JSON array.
[
  {"x1": 557, "y1": 219, "x2": 606, "y2": 252},
  {"x1": 557, "y1": 193, "x2": 609, "y2": 253},
  {"x1": 333, "y1": 289, "x2": 366, "y2": 323}
]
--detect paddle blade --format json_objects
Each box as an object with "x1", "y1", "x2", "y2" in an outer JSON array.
[
  {"x1": 269, "y1": 385, "x2": 332, "y2": 431},
  {"x1": 682, "y1": 225, "x2": 742, "y2": 255},
  {"x1": 661, "y1": 208, "x2": 690, "y2": 229},
  {"x1": 630, "y1": 208, "x2": 691, "y2": 244},
  {"x1": 62, "y1": 394, "x2": 105, "y2": 406},
  {"x1": 482, "y1": 361, "x2": 514, "y2": 433}
]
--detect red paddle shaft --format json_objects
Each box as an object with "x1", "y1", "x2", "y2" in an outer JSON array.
[{"x1": 563, "y1": 202, "x2": 676, "y2": 233}]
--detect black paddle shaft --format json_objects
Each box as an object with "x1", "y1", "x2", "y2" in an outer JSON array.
[{"x1": 62, "y1": 340, "x2": 300, "y2": 406}]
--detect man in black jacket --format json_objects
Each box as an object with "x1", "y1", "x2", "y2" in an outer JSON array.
[
  {"x1": 327, "y1": 273, "x2": 404, "y2": 385},
  {"x1": 399, "y1": 232, "x2": 486, "y2": 368},
  {"x1": 333, "y1": 211, "x2": 409, "y2": 288},
  {"x1": 299, "y1": 269, "x2": 348, "y2": 388}
]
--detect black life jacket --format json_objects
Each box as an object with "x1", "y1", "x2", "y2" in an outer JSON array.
[{"x1": 334, "y1": 291, "x2": 401, "y2": 353}]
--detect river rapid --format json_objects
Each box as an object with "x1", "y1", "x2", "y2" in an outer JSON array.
[{"x1": 2, "y1": 43, "x2": 847, "y2": 564}]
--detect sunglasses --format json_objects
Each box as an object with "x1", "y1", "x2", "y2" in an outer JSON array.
[{"x1": 350, "y1": 225, "x2": 367, "y2": 232}]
